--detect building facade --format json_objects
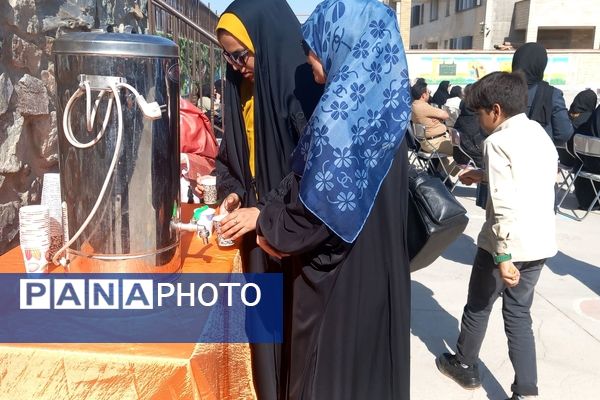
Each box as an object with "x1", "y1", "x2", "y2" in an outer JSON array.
[
  {"x1": 409, "y1": 0, "x2": 600, "y2": 50},
  {"x1": 380, "y1": 0, "x2": 413, "y2": 48},
  {"x1": 516, "y1": 0, "x2": 600, "y2": 49}
]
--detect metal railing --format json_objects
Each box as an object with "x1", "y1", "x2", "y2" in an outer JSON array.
[{"x1": 148, "y1": 0, "x2": 225, "y2": 135}]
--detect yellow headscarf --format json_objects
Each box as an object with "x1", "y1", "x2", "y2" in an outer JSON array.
[{"x1": 216, "y1": 13, "x2": 256, "y2": 177}]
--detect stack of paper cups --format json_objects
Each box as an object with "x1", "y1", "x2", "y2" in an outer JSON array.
[
  {"x1": 41, "y1": 173, "x2": 63, "y2": 259},
  {"x1": 19, "y1": 205, "x2": 50, "y2": 273}
]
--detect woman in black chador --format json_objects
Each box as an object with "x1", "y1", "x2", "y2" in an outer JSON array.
[
  {"x1": 432, "y1": 80, "x2": 450, "y2": 106},
  {"x1": 558, "y1": 89, "x2": 597, "y2": 167},
  {"x1": 574, "y1": 101, "x2": 600, "y2": 210},
  {"x1": 256, "y1": 0, "x2": 412, "y2": 398},
  {"x1": 211, "y1": 0, "x2": 323, "y2": 398},
  {"x1": 511, "y1": 42, "x2": 573, "y2": 145}
]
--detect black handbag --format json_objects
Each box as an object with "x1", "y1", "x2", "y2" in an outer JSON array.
[{"x1": 407, "y1": 169, "x2": 469, "y2": 272}]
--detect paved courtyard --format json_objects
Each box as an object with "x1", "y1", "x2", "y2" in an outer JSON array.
[{"x1": 410, "y1": 185, "x2": 600, "y2": 400}]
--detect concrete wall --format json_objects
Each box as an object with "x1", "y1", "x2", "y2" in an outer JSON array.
[
  {"x1": 409, "y1": 0, "x2": 517, "y2": 50},
  {"x1": 526, "y1": 0, "x2": 600, "y2": 49},
  {"x1": 406, "y1": 50, "x2": 600, "y2": 106},
  {"x1": 0, "y1": 0, "x2": 148, "y2": 255},
  {"x1": 513, "y1": 0, "x2": 530, "y2": 30},
  {"x1": 381, "y1": 0, "x2": 413, "y2": 50},
  {"x1": 538, "y1": 28, "x2": 596, "y2": 50},
  {"x1": 412, "y1": 0, "x2": 600, "y2": 50},
  {"x1": 483, "y1": 0, "x2": 520, "y2": 49}
]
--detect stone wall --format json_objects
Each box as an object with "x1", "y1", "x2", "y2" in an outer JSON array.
[{"x1": 0, "y1": 0, "x2": 148, "y2": 255}]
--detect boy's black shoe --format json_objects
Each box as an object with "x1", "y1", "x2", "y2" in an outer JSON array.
[{"x1": 435, "y1": 353, "x2": 481, "y2": 390}]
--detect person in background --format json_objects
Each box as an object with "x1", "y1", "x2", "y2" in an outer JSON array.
[
  {"x1": 574, "y1": 101, "x2": 600, "y2": 210},
  {"x1": 436, "y1": 71, "x2": 558, "y2": 400},
  {"x1": 411, "y1": 81, "x2": 451, "y2": 153},
  {"x1": 445, "y1": 85, "x2": 463, "y2": 110},
  {"x1": 198, "y1": 81, "x2": 223, "y2": 132},
  {"x1": 198, "y1": 81, "x2": 221, "y2": 115},
  {"x1": 444, "y1": 85, "x2": 463, "y2": 127},
  {"x1": 180, "y1": 98, "x2": 219, "y2": 203},
  {"x1": 558, "y1": 89, "x2": 597, "y2": 167},
  {"x1": 512, "y1": 42, "x2": 573, "y2": 145},
  {"x1": 206, "y1": 0, "x2": 323, "y2": 398},
  {"x1": 453, "y1": 84, "x2": 485, "y2": 168},
  {"x1": 411, "y1": 80, "x2": 455, "y2": 184},
  {"x1": 413, "y1": 77, "x2": 431, "y2": 103},
  {"x1": 256, "y1": 0, "x2": 412, "y2": 398},
  {"x1": 569, "y1": 89, "x2": 597, "y2": 134},
  {"x1": 431, "y1": 80, "x2": 450, "y2": 106}
]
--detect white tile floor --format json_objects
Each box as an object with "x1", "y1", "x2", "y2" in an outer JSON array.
[{"x1": 410, "y1": 185, "x2": 600, "y2": 400}]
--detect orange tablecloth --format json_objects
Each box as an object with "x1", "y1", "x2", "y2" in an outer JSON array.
[{"x1": 0, "y1": 205, "x2": 257, "y2": 400}]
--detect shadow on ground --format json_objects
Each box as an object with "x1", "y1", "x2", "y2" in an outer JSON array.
[
  {"x1": 452, "y1": 185, "x2": 478, "y2": 199},
  {"x1": 546, "y1": 251, "x2": 600, "y2": 296},
  {"x1": 411, "y1": 281, "x2": 508, "y2": 399},
  {"x1": 441, "y1": 233, "x2": 478, "y2": 266}
]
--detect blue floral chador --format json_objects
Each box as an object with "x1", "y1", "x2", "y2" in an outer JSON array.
[{"x1": 292, "y1": 0, "x2": 412, "y2": 242}]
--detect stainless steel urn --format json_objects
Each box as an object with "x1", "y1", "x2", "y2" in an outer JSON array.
[{"x1": 53, "y1": 32, "x2": 181, "y2": 273}]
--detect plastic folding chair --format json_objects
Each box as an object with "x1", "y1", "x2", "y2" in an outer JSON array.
[
  {"x1": 556, "y1": 134, "x2": 600, "y2": 221},
  {"x1": 405, "y1": 124, "x2": 421, "y2": 168},
  {"x1": 446, "y1": 127, "x2": 478, "y2": 191},
  {"x1": 555, "y1": 143, "x2": 580, "y2": 198},
  {"x1": 448, "y1": 128, "x2": 476, "y2": 170},
  {"x1": 410, "y1": 123, "x2": 453, "y2": 184}
]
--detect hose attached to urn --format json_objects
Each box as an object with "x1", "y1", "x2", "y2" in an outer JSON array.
[{"x1": 53, "y1": 80, "x2": 162, "y2": 266}]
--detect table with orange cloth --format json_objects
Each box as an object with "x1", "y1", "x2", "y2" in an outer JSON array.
[{"x1": 0, "y1": 205, "x2": 257, "y2": 400}]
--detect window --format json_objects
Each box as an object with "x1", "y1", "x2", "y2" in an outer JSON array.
[
  {"x1": 449, "y1": 36, "x2": 473, "y2": 49},
  {"x1": 455, "y1": 0, "x2": 481, "y2": 12},
  {"x1": 446, "y1": 0, "x2": 451, "y2": 16},
  {"x1": 444, "y1": 39, "x2": 449, "y2": 49},
  {"x1": 411, "y1": 4, "x2": 425, "y2": 27},
  {"x1": 430, "y1": 0, "x2": 439, "y2": 21},
  {"x1": 410, "y1": 44, "x2": 420, "y2": 50},
  {"x1": 461, "y1": 35, "x2": 473, "y2": 49}
]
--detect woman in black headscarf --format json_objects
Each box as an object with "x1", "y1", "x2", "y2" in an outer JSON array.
[
  {"x1": 453, "y1": 99, "x2": 485, "y2": 168},
  {"x1": 574, "y1": 100, "x2": 600, "y2": 210},
  {"x1": 209, "y1": 1, "x2": 323, "y2": 398},
  {"x1": 570, "y1": 89, "x2": 597, "y2": 134},
  {"x1": 256, "y1": 0, "x2": 412, "y2": 398},
  {"x1": 445, "y1": 85, "x2": 463, "y2": 109},
  {"x1": 512, "y1": 42, "x2": 573, "y2": 145},
  {"x1": 559, "y1": 89, "x2": 597, "y2": 167},
  {"x1": 431, "y1": 80, "x2": 450, "y2": 106}
]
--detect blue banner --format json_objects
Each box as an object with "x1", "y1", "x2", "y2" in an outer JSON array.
[{"x1": 0, "y1": 273, "x2": 282, "y2": 343}]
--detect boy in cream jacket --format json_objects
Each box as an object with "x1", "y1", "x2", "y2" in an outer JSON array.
[{"x1": 436, "y1": 71, "x2": 558, "y2": 400}]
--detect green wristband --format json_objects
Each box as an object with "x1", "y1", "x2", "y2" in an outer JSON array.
[{"x1": 493, "y1": 253, "x2": 512, "y2": 264}]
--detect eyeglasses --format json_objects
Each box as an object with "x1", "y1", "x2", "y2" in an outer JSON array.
[{"x1": 222, "y1": 48, "x2": 250, "y2": 67}]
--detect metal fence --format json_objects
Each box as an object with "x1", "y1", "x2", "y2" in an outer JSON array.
[{"x1": 148, "y1": 0, "x2": 225, "y2": 134}]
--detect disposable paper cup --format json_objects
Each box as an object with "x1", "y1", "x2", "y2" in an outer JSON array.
[
  {"x1": 19, "y1": 205, "x2": 50, "y2": 273},
  {"x1": 41, "y1": 173, "x2": 63, "y2": 258},
  {"x1": 199, "y1": 175, "x2": 218, "y2": 205},
  {"x1": 20, "y1": 244, "x2": 49, "y2": 273},
  {"x1": 212, "y1": 214, "x2": 235, "y2": 247}
]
